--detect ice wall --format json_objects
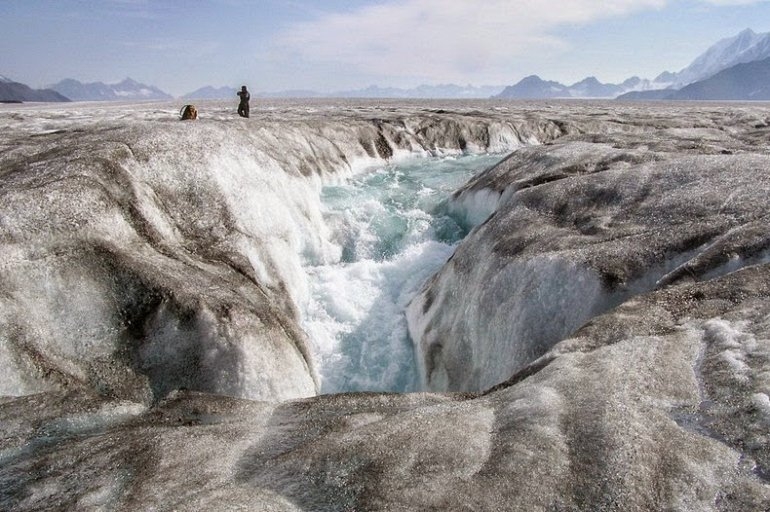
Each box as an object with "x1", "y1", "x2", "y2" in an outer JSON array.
[
  {"x1": 0, "y1": 124, "x2": 324, "y2": 401},
  {"x1": 409, "y1": 132, "x2": 770, "y2": 392}
]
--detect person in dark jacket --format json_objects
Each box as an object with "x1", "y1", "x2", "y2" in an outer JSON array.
[{"x1": 237, "y1": 85, "x2": 250, "y2": 118}]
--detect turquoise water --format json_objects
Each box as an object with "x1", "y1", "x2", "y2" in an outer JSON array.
[{"x1": 301, "y1": 153, "x2": 503, "y2": 393}]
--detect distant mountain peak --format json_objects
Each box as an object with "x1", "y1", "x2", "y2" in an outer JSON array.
[
  {"x1": 118, "y1": 77, "x2": 140, "y2": 86},
  {"x1": 571, "y1": 76, "x2": 601, "y2": 87},
  {"x1": 736, "y1": 27, "x2": 757, "y2": 39},
  {"x1": 621, "y1": 76, "x2": 642, "y2": 88},
  {"x1": 495, "y1": 75, "x2": 570, "y2": 99},
  {"x1": 0, "y1": 74, "x2": 13, "y2": 83}
]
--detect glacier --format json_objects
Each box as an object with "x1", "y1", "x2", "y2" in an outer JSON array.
[
  {"x1": 1, "y1": 99, "x2": 770, "y2": 510},
  {"x1": 0, "y1": 100, "x2": 552, "y2": 403}
]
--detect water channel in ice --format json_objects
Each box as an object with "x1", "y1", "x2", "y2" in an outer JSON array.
[{"x1": 300, "y1": 153, "x2": 504, "y2": 394}]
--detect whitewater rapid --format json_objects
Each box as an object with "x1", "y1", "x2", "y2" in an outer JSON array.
[{"x1": 300, "y1": 154, "x2": 504, "y2": 393}]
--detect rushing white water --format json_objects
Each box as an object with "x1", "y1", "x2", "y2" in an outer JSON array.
[{"x1": 301, "y1": 153, "x2": 504, "y2": 393}]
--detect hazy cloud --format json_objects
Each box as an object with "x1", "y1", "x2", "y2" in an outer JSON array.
[
  {"x1": 275, "y1": 0, "x2": 668, "y2": 84},
  {"x1": 699, "y1": 0, "x2": 769, "y2": 4},
  {"x1": 121, "y1": 38, "x2": 221, "y2": 56}
]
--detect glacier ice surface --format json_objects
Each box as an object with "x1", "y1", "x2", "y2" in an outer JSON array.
[{"x1": 2, "y1": 99, "x2": 770, "y2": 510}]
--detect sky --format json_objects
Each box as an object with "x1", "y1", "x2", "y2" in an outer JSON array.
[{"x1": 1, "y1": 0, "x2": 770, "y2": 96}]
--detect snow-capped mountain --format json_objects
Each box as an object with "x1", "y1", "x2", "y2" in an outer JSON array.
[
  {"x1": 656, "y1": 28, "x2": 770, "y2": 88},
  {"x1": 49, "y1": 78, "x2": 172, "y2": 101}
]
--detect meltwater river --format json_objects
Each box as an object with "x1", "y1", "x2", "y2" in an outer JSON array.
[{"x1": 300, "y1": 153, "x2": 504, "y2": 394}]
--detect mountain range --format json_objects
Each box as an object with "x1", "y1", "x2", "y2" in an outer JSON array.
[
  {"x1": 495, "y1": 75, "x2": 652, "y2": 99},
  {"x1": 181, "y1": 84, "x2": 505, "y2": 100},
  {"x1": 329, "y1": 84, "x2": 505, "y2": 99},
  {"x1": 4, "y1": 28, "x2": 770, "y2": 103},
  {"x1": 49, "y1": 78, "x2": 173, "y2": 101},
  {"x1": 498, "y1": 28, "x2": 770, "y2": 101}
]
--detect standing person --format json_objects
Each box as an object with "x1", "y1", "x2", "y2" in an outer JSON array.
[{"x1": 237, "y1": 85, "x2": 250, "y2": 118}]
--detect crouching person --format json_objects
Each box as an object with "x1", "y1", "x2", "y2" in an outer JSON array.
[{"x1": 180, "y1": 104, "x2": 198, "y2": 120}]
